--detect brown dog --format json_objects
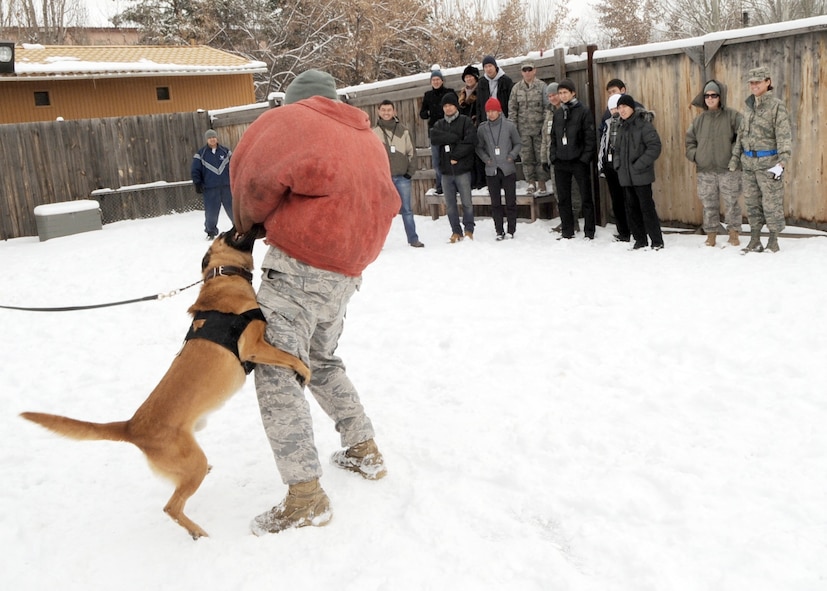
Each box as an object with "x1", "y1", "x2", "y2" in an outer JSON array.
[{"x1": 21, "y1": 229, "x2": 310, "y2": 539}]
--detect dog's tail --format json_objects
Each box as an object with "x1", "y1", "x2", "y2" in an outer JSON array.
[{"x1": 20, "y1": 412, "x2": 128, "y2": 442}]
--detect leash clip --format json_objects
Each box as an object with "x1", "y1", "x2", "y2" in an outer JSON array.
[{"x1": 158, "y1": 289, "x2": 179, "y2": 300}]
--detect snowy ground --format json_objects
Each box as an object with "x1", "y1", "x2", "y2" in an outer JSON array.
[{"x1": 2, "y1": 210, "x2": 826, "y2": 591}]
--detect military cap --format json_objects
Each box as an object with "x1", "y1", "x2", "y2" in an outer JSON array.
[{"x1": 747, "y1": 66, "x2": 771, "y2": 82}]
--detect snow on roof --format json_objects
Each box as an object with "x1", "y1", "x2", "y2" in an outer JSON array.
[
  {"x1": 594, "y1": 15, "x2": 827, "y2": 60},
  {"x1": 3, "y1": 45, "x2": 267, "y2": 81}
]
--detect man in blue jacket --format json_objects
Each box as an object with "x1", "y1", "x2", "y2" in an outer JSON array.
[{"x1": 191, "y1": 129, "x2": 233, "y2": 239}]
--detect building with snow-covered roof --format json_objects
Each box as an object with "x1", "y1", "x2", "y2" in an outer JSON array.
[{"x1": 0, "y1": 44, "x2": 266, "y2": 123}]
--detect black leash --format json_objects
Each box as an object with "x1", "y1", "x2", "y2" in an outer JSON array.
[{"x1": 0, "y1": 279, "x2": 203, "y2": 312}]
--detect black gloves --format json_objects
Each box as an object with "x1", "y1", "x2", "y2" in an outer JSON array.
[
  {"x1": 194, "y1": 184, "x2": 203, "y2": 194},
  {"x1": 403, "y1": 174, "x2": 411, "y2": 180}
]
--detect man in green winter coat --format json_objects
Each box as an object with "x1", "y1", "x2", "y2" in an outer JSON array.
[
  {"x1": 686, "y1": 79, "x2": 743, "y2": 247},
  {"x1": 729, "y1": 66, "x2": 792, "y2": 253}
]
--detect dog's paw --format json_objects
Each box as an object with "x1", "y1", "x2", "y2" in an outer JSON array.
[{"x1": 295, "y1": 365, "x2": 311, "y2": 387}]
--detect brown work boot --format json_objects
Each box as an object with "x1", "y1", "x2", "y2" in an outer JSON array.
[
  {"x1": 250, "y1": 479, "x2": 332, "y2": 535},
  {"x1": 331, "y1": 439, "x2": 387, "y2": 480},
  {"x1": 765, "y1": 231, "x2": 780, "y2": 252},
  {"x1": 449, "y1": 233, "x2": 463, "y2": 243},
  {"x1": 705, "y1": 232, "x2": 717, "y2": 247},
  {"x1": 728, "y1": 228, "x2": 740, "y2": 246},
  {"x1": 464, "y1": 231, "x2": 474, "y2": 240}
]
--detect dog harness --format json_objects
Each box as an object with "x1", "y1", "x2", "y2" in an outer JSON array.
[{"x1": 184, "y1": 309, "x2": 266, "y2": 374}]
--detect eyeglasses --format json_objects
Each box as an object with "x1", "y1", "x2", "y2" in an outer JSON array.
[
  {"x1": 522, "y1": 67, "x2": 534, "y2": 72},
  {"x1": 704, "y1": 93, "x2": 719, "y2": 99}
]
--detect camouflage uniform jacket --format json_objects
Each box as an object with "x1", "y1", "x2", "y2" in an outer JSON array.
[
  {"x1": 730, "y1": 90, "x2": 792, "y2": 172},
  {"x1": 508, "y1": 79, "x2": 547, "y2": 135},
  {"x1": 539, "y1": 103, "x2": 557, "y2": 167}
]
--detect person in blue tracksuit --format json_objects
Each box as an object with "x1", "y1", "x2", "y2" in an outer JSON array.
[{"x1": 191, "y1": 129, "x2": 233, "y2": 239}]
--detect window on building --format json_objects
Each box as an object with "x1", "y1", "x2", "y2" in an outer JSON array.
[
  {"x1": 34, "y1": 91, "x2": 51, "y2": 106},
  {"x1": 156, "y1": 87, "x2": 171, "y2": 101}
]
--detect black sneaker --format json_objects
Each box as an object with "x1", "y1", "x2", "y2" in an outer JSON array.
[
  {"x1": 614, "y1": 234, "x2": 631, "y2": 242},
  {"x1": 632, "y1": 241, "x2": 647, "y2": 250},
  {"x1": 435, "y1": 187, "x2": 443, "y2": 195}
]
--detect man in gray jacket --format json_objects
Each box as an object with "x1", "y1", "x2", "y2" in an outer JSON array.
[
  {"x1": 476, "y1": 97, "x2": 522, "y2": 239},
  {"x1": 686, "y1": 80, "x2": 743, "y2": 247}
]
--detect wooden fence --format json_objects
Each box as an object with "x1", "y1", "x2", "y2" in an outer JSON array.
[
  {"x1": 3, "y1": 17, "x2": 826, "y2": 240},
  {"x1": 0, "y1": 108, "x2": 267, "y2": 240},
  {"x1": 592, "y1": 18, "x2": 827, "y2": 230}
]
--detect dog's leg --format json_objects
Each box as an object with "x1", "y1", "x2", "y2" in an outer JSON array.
[
  {"x1": 239, "y1": 321, "x2": 312, "y2": 384},
  {"x1": 146, "y1": 435, "x2": 211, "y2": 540}
]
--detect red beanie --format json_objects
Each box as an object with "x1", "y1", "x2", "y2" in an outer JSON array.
[{"x1": 485, "y1": 97, "x2": 502, "y2": 112}]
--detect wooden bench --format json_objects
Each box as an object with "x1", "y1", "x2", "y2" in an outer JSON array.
[{"x1": 425, "y1": 187, "x2": 555, "y2": 223}]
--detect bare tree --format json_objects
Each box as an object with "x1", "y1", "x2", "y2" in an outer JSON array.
[
  {"x1": 743, "y1": 0, "x2": 827, "y2": 24},
  {"x1": 660, "y1": 0, "x2": 743, "y2": 37},
  {"x1": 0, "y1": 0, "x2": 89, "y2": 42},
  {"x1": 593, "y1": 0, "x2": 665, "y2": 48}
]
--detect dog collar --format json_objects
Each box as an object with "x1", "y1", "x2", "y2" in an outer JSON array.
[{"x1": 204, "y1": 266, "x2": 254, "y2": 283}]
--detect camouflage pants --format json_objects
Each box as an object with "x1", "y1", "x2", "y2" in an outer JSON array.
[
  {"x1": 742, "y1": 167, "x2": 786, "y2": 232},
  {"x1": 697, "y1": 170, "x2": 742, "y2": 232},
  {"x1": 254, "y1": 247, "x2": 375, "y2": 485},
  {"x1": 519, "y1": 133, "x2": 548, "y2": 185}
]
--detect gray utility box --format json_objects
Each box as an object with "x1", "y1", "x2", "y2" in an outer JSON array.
[{"x1": 34, "y1": 200, "x2": 102, "y2": 241}]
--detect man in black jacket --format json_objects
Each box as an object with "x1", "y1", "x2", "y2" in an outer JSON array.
[
  {"x1": 476, "y1": 55, "x2": 514, "y2": 123},
  {"x1": 549, "y1": 79, "x2": 597, "y2": 239},
  {"x1": 419, "y1": 69, "x2": 457, "y2": 194},
  {"x1": 431, "y1": 93, "x2": 477, "y2": 242}
]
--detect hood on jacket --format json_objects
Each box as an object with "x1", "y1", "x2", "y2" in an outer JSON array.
[
  {"x1": 485, "y1": 67, "x2": 506, "y2": 83},
  {"x1": 690, "y1": 79, "x2": 729, "y2": 110}
]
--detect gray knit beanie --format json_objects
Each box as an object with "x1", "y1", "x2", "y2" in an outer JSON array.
[
  {"x1": 204, "y1": 129, "x2": 218, "y2": 141},
  {"x1": 703, "y1": 81, "x2": 721, "y2": 95},
  {"x1": 285, "y1": 70, "x2": 339, "y2": 104}
]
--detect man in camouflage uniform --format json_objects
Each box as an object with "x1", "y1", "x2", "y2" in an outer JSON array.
[
  {"x1": 729, "y1": 66, "x2": 792, "y2": 252},
  {"x1": 509, "y1": 60, "x2": 548, "y2": 194},
  {"x1": 231, "y1": 70, "x2": 397, "y2": 535}
]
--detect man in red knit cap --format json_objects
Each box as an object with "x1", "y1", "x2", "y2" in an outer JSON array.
[{"x1": 231, "y1": 69, "x2": 399, "y2": 535}]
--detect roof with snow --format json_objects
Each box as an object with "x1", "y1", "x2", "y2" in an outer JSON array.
[{"x1": 2, "y1": 44, "x2": 267, "y2": 81}]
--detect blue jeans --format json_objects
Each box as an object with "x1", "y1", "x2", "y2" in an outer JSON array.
[
  {"x1": 442, "y1": 171, "x2": 474, "y2": 235},
  {"x1": 203, "y1": 185, "x2": 233, "y2": 235},
  {"x1": 392, "y1": 175, "x2": 419, "y2": 244},
  {"x1": 430, "y1": 143, "x2": 443, "y2": 192}
]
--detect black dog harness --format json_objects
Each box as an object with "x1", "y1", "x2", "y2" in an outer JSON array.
[{"x1": 184, "y1": 309, "x2": 266, "y2": 374}]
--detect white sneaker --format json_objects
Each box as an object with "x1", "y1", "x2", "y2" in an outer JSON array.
[
  {"x1": 526, "y1": 183, "x2": 536, "y2": 194},
  {"x1": 505, "y1": 233, "x2": 514, "y2": 240}
]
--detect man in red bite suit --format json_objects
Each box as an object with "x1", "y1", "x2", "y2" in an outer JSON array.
[{"x1": 231, "y1": 69, "x2": 398, "y2": 535}]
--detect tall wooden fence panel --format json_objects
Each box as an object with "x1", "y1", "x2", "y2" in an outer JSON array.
[
  {"x1": 1, "y1": 112, "x2": 207, "y2": 239},
  {"x1": 5, "y1": 21, "x2": 826, "y2": 240},
  {"x1": 593, "y1": 17, "x2": 827, "y2": 230}
]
